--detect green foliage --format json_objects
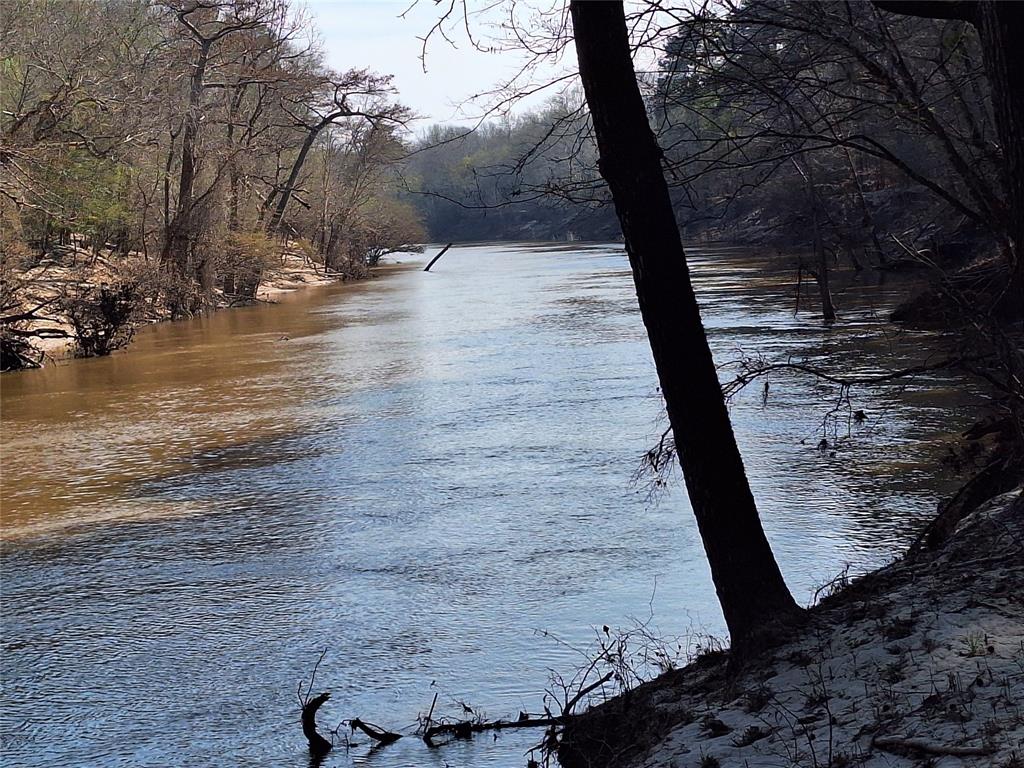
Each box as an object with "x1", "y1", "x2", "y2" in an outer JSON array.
[
  {"x1": 60, "y1": 154, "x2": 134, "y2": 236},
  {"x1": 21, "y1": 152, "x2": 135, "y2": 248}
]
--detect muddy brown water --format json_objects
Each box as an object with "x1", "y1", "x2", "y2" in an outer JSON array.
[{"x1": 1, "y1": 243, "x2": 977, "y2": 766}]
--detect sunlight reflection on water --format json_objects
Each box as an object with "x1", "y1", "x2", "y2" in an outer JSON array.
[{"x1": 1, "y1": 243, "x2": 977, "y2": 767}]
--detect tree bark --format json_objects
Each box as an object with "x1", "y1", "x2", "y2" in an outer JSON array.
[
  {"x1": 974, "y1": 1, "x2": 1024, "y2": 314},
  {"x1": 874, "y1": 0, "x2": 1023, "y2": 315},
  {"x1": 569, "y1": 0, "x2": 800, "y2": 649},
  {"x1": 265, "y1": 115, "x2": 336, "y2": 235},
  {"x1": 161, "y1": 40, "x2": 212, "y2": 273}
]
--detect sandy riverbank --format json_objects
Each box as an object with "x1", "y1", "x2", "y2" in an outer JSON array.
[
  {"x1": 13, "y1": 251, "x2": 413, "y2": 364},
  {"x1": 561, "y1": 489, "x2": 1024, "y2": 768}
]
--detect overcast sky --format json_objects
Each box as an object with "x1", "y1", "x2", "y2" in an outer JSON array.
[{"x1": 302, "y1": 0, "x2": 570, "y2": 130}]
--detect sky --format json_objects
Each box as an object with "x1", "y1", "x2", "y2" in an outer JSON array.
[{"x1": 302, "y1": 0, "x2": 573, "y2": 130}]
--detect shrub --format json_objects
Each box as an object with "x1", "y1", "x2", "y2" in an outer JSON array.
[
  {"x1": 61, "y1": 279, "x2": 143, "y2": 357},
  {"x1": 220, "y1": 230, "x2": 280, "y2": 299}
]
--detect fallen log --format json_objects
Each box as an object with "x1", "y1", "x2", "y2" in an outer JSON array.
[
  {"x1": 425, "y1": 714, "x2": 565, "y2": 744},
  {"x1": 423, "y1": 243, "x2": 453, "y2": 272},
  {"x1": 423, "y1": 672, "x2": 613, "y2": 745}
]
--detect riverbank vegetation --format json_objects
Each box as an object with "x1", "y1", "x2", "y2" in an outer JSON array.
[{"x1": 1, "y1": 0, "x2": 423, "y2": 371}]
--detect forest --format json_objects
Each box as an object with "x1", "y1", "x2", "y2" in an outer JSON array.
[
  {"x1": 1, "y1": 0, "x2": 423, "y2": 370},
  {"x1": 408, "y1": 0, "x2": 1020, "y2": 316}
]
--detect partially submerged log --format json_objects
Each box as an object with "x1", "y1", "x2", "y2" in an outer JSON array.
[
  {"x1": 424, "y1": 714, "x2": 565, "y2": 744},
  {"x1": 301, "y1": 692, "x2": 333, "y2": 756},
  {"x1": 296, "y1": 656, "x2": 612, "y2": 757},
  {"x1": 423, "y1": 243, "x2": 453, "y2": 272},
  {"x1": 422, "y1": 672, "x2": 612, "y2": 746},
  {"x1": 349, "y1": 718, "x2": 402, "y2": 745}
]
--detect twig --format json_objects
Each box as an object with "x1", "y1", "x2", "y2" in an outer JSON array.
[{"x1": 300, "y1": 648, "x2": 328, "y2": 706}]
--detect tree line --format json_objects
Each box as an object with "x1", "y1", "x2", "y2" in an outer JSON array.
[
  {"x1": 1, "y1": 0, "x2": 423, "y2": 369},
  {"x1": 407, "y1": 0, "x2": 1021, "y2": 322}
]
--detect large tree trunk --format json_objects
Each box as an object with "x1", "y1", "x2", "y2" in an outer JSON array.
[
  {"x1": 569, "y1": 0, "x2": 800, "y2": 649},
  {"x1": 975, "y1": 1, "x2": 1024, "y2": 315},
  {"x1": 874, "y1": 0, "x2": 1023, "y2": 315},
  {"x1": 161, "y1": 41, "x2": 212, "y2": 274}
]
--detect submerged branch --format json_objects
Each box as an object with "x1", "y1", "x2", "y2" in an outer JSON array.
[
  {"x1": 423, "y1": 243, "x2": 453, "y2": 272},
  {"x1": 423, "y1": 671, "x2": 614, "y2": 745},
  {"x1": 301, "y1": 692, "x2": 333, "y2": 756},
  {"x1": 298, "y1": 649, "x2": 332, "y2": 756},
  {"x1": 424, "y1": 714, "x2": 566, "y2": 743},
  {"x1": 349, "y1": 718, "x2": 402, "y2": 745}
]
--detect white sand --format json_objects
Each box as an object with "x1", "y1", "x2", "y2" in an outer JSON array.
[{"x1": 564, "y1": 489, "x2": 1024, "y2": 767}]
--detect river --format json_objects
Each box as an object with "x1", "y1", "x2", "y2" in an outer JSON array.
[{"x1": 0, "y1": 242, "x2": 977, "y2": 767}]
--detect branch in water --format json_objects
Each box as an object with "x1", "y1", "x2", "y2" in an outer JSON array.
[
  {"x1": 301, "y1": 692, "x2": 333, "y2": 756},
  {"x1": 298, "y1": 649, "x2": 332, "y2": 756},
  {"x1": 349, "y1": 718, "x2": 402, "y2": 745},
  {"x1": 634, "y1": 353, "x2": 989, "y2": 496},
  {"x1": 423, "y1": 671, "x2": 613, "y2": 745},
  {"x1": 720, "y1": 354, "x2": 985, "y2": 399}
]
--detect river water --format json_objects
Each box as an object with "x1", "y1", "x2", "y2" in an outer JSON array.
[{"x1": 1, "y1": 243, "x2": 976, "y2": 767}]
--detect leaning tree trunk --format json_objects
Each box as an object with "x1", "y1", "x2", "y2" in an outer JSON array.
[
  {"x1": 570, "y1": 0, "x2": 800, "y2": 649},
  {"x1": 264, "y1": 115, "x2": 336, "y2": 235}
]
